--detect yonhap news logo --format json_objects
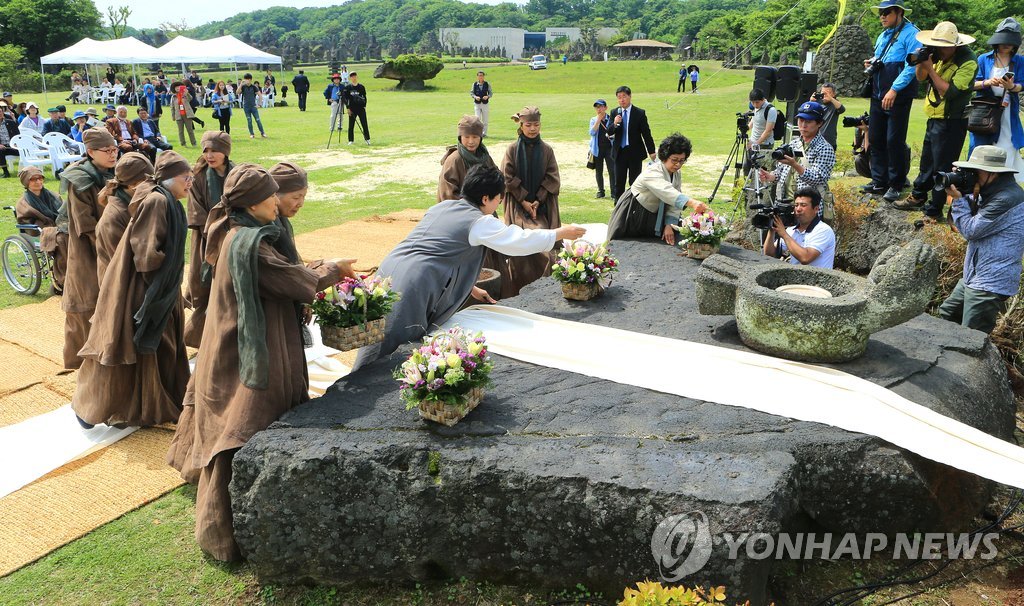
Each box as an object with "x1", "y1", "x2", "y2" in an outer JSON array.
[{"x1": 650, "y1": 511, "x2": 714, "y2": 581}]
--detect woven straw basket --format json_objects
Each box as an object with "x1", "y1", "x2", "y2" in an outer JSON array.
[
  {"x1": 686, "y1": 242, "x2": 720, "y2": 260},
  {"x1": 417, "y1": 387, "x2": 484, "y2": 426},
  {"x1": 562, "y1": 281, "x2": 603, "y2": 301},
  {"x1": 321, "y1": 318, "x2": 386, "y2": 351}
]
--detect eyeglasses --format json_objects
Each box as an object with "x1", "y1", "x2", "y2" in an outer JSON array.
[
  {"x1": 97, "y1": 146, "x2": 118, "y2": 154},
  {"x1": 666, "y1": 156, "x2": 688, "y2": 166},
  {"x1": 878, "y1": 8, "x2": 895, "y2": 16}
]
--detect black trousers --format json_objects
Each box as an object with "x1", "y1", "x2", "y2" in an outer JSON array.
[
  {"x1": 678, "y1": 77, "x2": 685, "y2": 93},
  {"x1": 348, "y1": 108, "x2": 370, "y2": 142},
  {"x1": 594, "y1": 147, "x2": 615, "y2": 196},
  {"x1": 297, "y1": 91, "x2": 307, "y2": 111},
  {"x1": 868, "y1": 95, "x2": 913, "y2": 189},
  {"x1": 0, "y1": 147, "x2": 18, "y2": 168},
  {"x1": 912, "y1": 118, "x2": 968, "y2": 218},
  {"x1": 612, "y1": 147, "x2": 644, "y2": 200},
  {"x1": 217, "y1": 114, "x2": 230, "y2": 133}
]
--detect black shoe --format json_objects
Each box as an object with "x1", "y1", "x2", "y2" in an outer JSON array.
[
  {"x1": 197, "y1": 119, "x2": 206, "y2": 127},
  {"x1": 595, "y1": 191, "x2": 606, "y2": 199},
  {"x1": 859, "y1": 182, "x2": 885, "y2": 194},
  {"x1": 75, "y1": 415, "x2": 95, "y2": 430},
  {"x1": 1, "y1": 166, "x2": 9, "y2": 178},
  {"x1": 882, "y1": 187, "x2": 902, "y2": 202}
]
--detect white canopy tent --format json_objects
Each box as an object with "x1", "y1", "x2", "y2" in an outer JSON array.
[{"x1": 38, "y1": 35, "x2": 283, "y2": 104}]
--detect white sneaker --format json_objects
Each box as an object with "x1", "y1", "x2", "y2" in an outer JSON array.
[
  {"x1": 365, "y1": 139, "x2": 371, "y2": 146},
  {"x1": 347, "y1": 141, "x2": 353, "y2": 145}
]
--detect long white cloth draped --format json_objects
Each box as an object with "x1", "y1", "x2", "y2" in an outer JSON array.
[
  {"x1": 442, "y1": 305, "x2": 1024, "y2": 490},
  {"x1": 0, "y1": 324, "x2": 349, "y2": 499}
]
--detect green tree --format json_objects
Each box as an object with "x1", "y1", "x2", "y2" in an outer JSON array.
[
  {"x1": 105, "y1": 5, "x2": 131, "y2": 39},
  {"x1": 0, "y1": 0, "x2": 103, "y2": 62},
  {"x1": 0, "y1": 44, "x2": 25, "y2": 85}
]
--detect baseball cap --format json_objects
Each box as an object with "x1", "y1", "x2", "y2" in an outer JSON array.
[
  {"x1": 56, "y1": 104, "x2": 67, "y2": 112},
  {"x1": 593, "y1": 99, "x2": 607, "y2": 107},
  {"x1": 1, "y1": 92, "x2": 11, "y2": 98},
  {"x1": 796, "y1": 101, "x2": 826, "y2": 121},
  {"x1": 47, "y1": 107, "x2": 59, "y2": 113}
]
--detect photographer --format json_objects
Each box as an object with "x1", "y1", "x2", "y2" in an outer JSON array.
[
  {"x1": 761, "y1": 187, "x2": 836, "y2": 269},
  {"x1": 937, "y1": 145, "x2": 1024, "y2": 333},
  {"x1": 862, "y1": 0, "x2": 920, "y2": 201},
  {"x1": 747, "y1": 88, "x2": 778, "y2": 162},
  {"x1": 893, "y1": 21, "x2": 977, "y2": 220},
  {"x1": 324, "y1": 73, "x2": 346, "y2": 132},
  {"x1": 343, "y1": 72, "x2": 370, "y2": 146},
  {"x1": 759, "y1": 101, "x2": 836, "y2": 220},
  {"x1": 816, "y1": 83, "x2": 846, "y2": 150}
]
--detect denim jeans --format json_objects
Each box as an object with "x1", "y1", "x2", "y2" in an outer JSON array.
[{"x1": 243, "y1": 106, "x2": 264, "y2": 136}]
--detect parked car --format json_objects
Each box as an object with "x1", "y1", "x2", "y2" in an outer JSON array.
[{"x1": 529, "y1": 55, "x2": 547, "y2": 70}]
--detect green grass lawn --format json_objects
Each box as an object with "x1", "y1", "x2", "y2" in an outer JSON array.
[{"x1": 0, "y1": 60, "x2": 948, "y2": 604}]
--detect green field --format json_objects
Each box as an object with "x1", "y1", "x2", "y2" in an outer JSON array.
[{"x1": 0, "y1": 60, "x2": 947, "y2": 605}]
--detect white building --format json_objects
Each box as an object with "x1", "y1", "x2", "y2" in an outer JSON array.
[
  {"x1": 438, "y1": 28, "x2": 526, "y2": 61},
  {"x1": 544, "y1": 27, "x2": 619, "y2": 44}
]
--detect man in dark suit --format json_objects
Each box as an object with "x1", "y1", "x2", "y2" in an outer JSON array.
[
  {"x1": 609, "y1": 85, "x2": 656, "y2": 199},
  {"x1": 291, "y1": 70, "x2": 311, "y2": 111},
  {"x1": 132, "y1": 107, "x2": 172, "y2": 161}
]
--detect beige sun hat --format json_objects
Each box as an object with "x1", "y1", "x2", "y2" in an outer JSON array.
[
  {"x1": 915, "y1": 21, "x2": 976, "y2": 47},
  {"x1": 952, "y1": 145, "x2": 1017, "y2": 174}
]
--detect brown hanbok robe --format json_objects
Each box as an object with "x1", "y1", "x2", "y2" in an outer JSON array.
[
  {"x1": 60, "y1": 161, "x2": 110, "y2": 369},
  {"x1": 93, "y1": 189, "x2": 132, "y2": 284},
  {"x1": 188, "y1": 223, "x2": 339, "y2": 560},
  {"x1": 72, "y1": 181, "x2": 189, "y2": 426},
  {"x1": 500, "y1": 138, "x2": 561, "y2": 298},
  {"x1": 183, "y1": 165, "x2": 230, "y2": 348},
  {"x1": 15, "y1": 192, "x2": 68, "y2": 292}
]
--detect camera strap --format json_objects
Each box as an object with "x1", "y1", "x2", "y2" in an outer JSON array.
[{"x1": 876, "y1": 21, "x2": 905, "y2": 65}]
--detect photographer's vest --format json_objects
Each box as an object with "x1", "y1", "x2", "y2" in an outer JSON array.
[{"x1": 923, "y1": 46, "x2": 977, "y2": 120}]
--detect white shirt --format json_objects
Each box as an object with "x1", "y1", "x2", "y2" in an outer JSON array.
[
  {"x1": 619, "y1": 104, "x2": 632, "y2": 148},
  {"x1": 781, "y1": 219, "x2": 835, "y2": 269},
  {"x1": 468, "y1": 214, "x2": 556, "y2": 256}
]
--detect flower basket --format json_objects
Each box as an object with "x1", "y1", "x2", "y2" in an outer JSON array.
[
  {"x1": 686, "y1": 241, "x2": 720, "y2": 260},
  {"x1": 396, "y1": 327, "x2": 493, "y2": 427},
  {"x1": 312, "y1": 275, "x2": 400, "y2": 351},
  {"x1": 551, "y1": 239, "x2": 618, "y2": 301},
  {"x1": 417, "y1": 387, "x2": 484, "y2": 426},
  {"x1": 321, "y1": 317, "x2": 386, "y2": 351},
  {"x1": 561, "y1": 281, "x2": 603, "y2": 301},
  {"x1": 675, "y1": 210, "x2": 730, "y2": 260}
]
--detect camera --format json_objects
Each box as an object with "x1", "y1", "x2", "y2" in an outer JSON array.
[
  {"x1": 750, "y1": 202, "x2": 798, "y2": 230},
  {"x1": 736, "y1": 111, "x2": 752, "y2": 136},
  {"x1": 771, "y1": 144, "x2": 804, "y2": 161},
  {"x1": 933, "y1": 169, "x2": 976, "y2": 193},
  {"x1": 842, "y1": 113, "x2": 869, "y2": 128},
  {"x1": 812, "y1": 91, "x2": 825, "y2": 102},
  {"x1": 864, "y1": 57, "x2": 883, "y2": 77},
  {"x1": 907, "y1": 46, "x2": 934, "y2": 66}
]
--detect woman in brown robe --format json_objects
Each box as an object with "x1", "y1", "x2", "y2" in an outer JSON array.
[
  {"x1": 184, "y1": 131, "x2": 233, "y2": 348},
  {"x1": 59, "y1": 128, "x2": 117, "y2": 369},
  {"x1": 437, "y1": 115, "x2": 495, "y2": 202},
  {"x1": 72, "y1": 151, "x2": 192, "y2": 429},
  {"x1": 14, "y1": 166, "x2": 68, "y2": 294},
  {"x1": 94, "y1": 152, "x2": 154, "y2": 283},
  {"x1": 500, "y1": 106, "x2": 562, "y2": 298},
  {"x1": 184, "y1": 164, "x2": 352, "y2": 561}
]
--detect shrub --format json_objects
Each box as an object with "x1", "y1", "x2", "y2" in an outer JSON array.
[{"x1": 390, "y1": 53, "x2": 444, "y2": 80}]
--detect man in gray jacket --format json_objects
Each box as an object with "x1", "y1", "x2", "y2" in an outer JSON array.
[{"x1": 938, "y1": 145, "x2": 1024, "y2": 333}]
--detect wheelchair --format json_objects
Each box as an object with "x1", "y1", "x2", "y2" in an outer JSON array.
[{"x1": 2, "y1": 206, "x2": 54, "y2": 296}]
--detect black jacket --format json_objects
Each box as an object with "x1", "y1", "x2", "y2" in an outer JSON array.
[
  {"x1": 132, "y1": 117, "x2": 161, "y2": 138},
  {"x1": 291, "y1": 74, "x2": 310, "y2": 93},
  {"x1": 609, "y1": 105, "x2": 655, "y2": 160},
  {"x1": 1, "y1": 117, "x2": 19, "y2": 143}
]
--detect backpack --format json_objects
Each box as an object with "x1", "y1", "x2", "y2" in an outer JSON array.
[{"x1": 764, "y1": 103, "x2": 788, "y2": 143}]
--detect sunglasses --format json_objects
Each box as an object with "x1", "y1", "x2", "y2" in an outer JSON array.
[{"x1": 878, "y1": 8, "x2": 896, "y2": 16}]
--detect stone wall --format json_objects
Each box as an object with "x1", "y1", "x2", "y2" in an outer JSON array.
[{"x1": 812, "y1": 23, "x2": 875, "y2": 96}]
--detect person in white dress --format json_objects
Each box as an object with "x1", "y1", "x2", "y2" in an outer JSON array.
[{"x1": 970, "y1": 17, "x2": 1024, "y2": 182}]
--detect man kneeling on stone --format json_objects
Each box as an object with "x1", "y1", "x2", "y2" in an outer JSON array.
[
  {"x1": 937, "y1": 145, "x2": 1024, "y2": 334},
  {"x1": 762, "y1": 187, "x2": 836, "y2": 269}
]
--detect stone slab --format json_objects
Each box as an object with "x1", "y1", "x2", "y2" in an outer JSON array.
[{"x1": 231, "y1": 240, "x2": 1015, "y2": 602}]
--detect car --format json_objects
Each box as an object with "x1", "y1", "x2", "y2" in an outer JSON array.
[{"x1": 529, "y1": 55, "x2": 547, "y2": 70}]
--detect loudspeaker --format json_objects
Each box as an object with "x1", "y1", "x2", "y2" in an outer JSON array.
[
  {"x1": 796, "y1": 72, "x2": 819, "y2": 107},
  {"x1": 775, "y1": 65, "x2": 801, "y2": 102},
  {"x1": 752, "y1": 65, "x2": 777, "y2": 102}
]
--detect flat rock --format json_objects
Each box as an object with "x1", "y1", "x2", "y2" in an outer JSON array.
[{"x1": 231, "y1": 240, "x2": 1015, "y2": 603}]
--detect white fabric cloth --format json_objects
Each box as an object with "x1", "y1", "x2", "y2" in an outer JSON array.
[
  {"x1": 0, "y1": 324, "x2": 347, "y2": 500},
  {"x1": 782, "y1": 221, "x2": 836, "y2": 269},
  {"x1": 0, "y1": 406, "x2": 136, "y2": 499},
  {"x1": 441, "y1": 306, "x2": 1024, "y2": 490},
  {"x1": 469, "y1": 214, "x2": 556, "y2": 255}
]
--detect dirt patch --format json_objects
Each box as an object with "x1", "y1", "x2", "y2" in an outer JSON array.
[{"x1": 293, "y1": 208, "x2": 425, "y2": 273}]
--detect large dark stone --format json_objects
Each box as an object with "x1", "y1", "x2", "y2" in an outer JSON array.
[{"x1": 231, "y1": 240, "x2": 1015, "y2": 603}]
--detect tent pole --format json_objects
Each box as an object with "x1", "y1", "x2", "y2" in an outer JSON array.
[
  {"x1": 40, "y1": 61, "x2": 48, "y2": 108},
  {"x1": 132, "y1": 64, "x2": 138, "y2": 105}
]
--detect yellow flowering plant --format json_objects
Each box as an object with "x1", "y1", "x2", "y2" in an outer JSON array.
[{"x1": 551, "y1": 239, "x2": 619, "y2": 285}]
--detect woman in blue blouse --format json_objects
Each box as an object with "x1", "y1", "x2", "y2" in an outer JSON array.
[
  {"x1": 971, "y1": 18, "x2": 1024, "y2": 180},
  {"x1": 211, "y1": 81, "x2": 234, "y2": 134}
]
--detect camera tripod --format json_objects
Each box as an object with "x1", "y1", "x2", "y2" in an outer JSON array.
[
  {"x1": 707, "y1": 122, "x2": 748, "y2": 209},
  {"x1": 326, "y1": 100, "x2": 347, "y2": 149}
]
